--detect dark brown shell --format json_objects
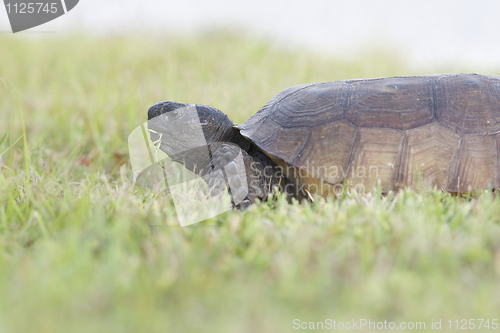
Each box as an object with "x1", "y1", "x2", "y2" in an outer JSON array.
[{"x1": 236, "y1": 74, "x2": 500, "y2": 195}]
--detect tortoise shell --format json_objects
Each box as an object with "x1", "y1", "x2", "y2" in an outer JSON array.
[{"x1": 236, "y1": 73, "x2": 500, "y2": 195}]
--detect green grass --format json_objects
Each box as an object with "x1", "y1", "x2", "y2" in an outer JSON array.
[{"x1": 1, "y1": 33, "x2": 500, "y2": 333}]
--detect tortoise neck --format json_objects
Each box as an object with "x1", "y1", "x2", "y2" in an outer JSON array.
[
  {"x1": 221, "y1": 127, "x2": 251, "y2": 152},
  {"x1": 196, "y1": 104, "x2": 250, "y2": 151}
]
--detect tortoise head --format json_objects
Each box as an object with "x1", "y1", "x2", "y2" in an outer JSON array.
[
  {"x1": 147, "y1": 101, "x2": 237, "y2": 156},
  {"x1": 147, "y1": 101, "x2": 252, "y2": 178}
]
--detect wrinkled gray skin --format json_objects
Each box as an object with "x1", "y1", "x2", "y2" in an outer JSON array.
[{"x1": 147, "y1": 101, "x2": 301, "y2": 207}]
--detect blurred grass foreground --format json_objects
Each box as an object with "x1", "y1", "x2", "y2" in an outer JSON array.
[{"x1": 0, "y1": 34, "x2": 500, "y2": 333}]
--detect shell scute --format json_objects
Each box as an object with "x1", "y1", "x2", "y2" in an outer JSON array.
[
  {"x1": 436, "y1": 74, "x2": 500, "y2": 134},
  {"x1": 346, "y1": 76, "x2": 435, "y2": 130}
]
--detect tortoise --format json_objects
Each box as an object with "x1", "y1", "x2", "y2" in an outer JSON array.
[{"x1": 147, "y1": 73, "x2": 500, "y2": 205}]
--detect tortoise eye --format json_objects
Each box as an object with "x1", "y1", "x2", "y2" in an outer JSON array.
[{"x1": 164, "y1": 109, "x2": 183, "y2": 121}]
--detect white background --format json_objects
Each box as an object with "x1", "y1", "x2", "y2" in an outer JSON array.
[{"x1": 1, "y1": 0, "x2": 500, "y2": 70}]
